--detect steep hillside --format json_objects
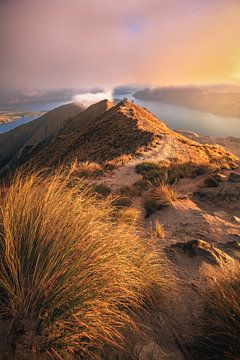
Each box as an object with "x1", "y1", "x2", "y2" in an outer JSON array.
[
  {"x1": 59, "y1": 99, "x2": 113, "y2": 135},
  {"x1": 31, "y1": 100, "x2": 238, "y2": 169},
  {"x1": 0, "y1": 102, "x2": 82, "y2": 172}
]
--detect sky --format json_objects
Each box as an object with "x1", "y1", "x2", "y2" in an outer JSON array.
[{"x1": 0, "y1": 0, "x2": 240, "y2": 90}]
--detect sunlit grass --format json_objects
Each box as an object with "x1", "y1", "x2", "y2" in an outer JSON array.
[
  {"x1": 0, "y1": 171, "x2": 168, "y2": 358},
  {"x1": 144, "y1": 183, "x2": 178, "y2": 217},
  {"x1": 192, "y1": 264, "x2": 240, "y2": 360}
]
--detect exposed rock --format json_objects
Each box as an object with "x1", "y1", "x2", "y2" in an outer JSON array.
[
  {"x1": 214, "y1": 173, "x2": 228, "y2": 182},
  {"x1": 233, "y1": 216, "x2": 240, "y2": 223},
  {"x1": 228, "y1": 172, "x2": 240, "y2": 183},
  {"x1": 168, "y1": 239, "x2": 232, "y2": 266},
  {"x1": 196, "y1": 182, "x2": 240, "y2": 202}
]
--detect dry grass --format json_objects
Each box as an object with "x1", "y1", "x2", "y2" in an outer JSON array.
[
  {"x1": 153, "y1": 221, "x2": 166, "y2": 240},
  {"x1": 135, "y1": 161, "x2": 222, "y2": 187},
  {"x1": 119, "y1": 185, "x2": 142, "y2": 197},
  {"x1": 0, "y1": 171, "x2": 168, "y2": 359},
  {"x1": 135, "y1": 161, "x2": 167, "y2": 175},
  {"x1": 71, "y1": 160, "x2": 104, "y2": 178},
  {"x1": 92, "y1": 182, "x2": 112, "y2": 197},
  {"x1": 111, "y1": 196, "x2": 133, "y2": 209},
  {"x1": 192, "y1": 264, "x2": 240, "y2": 360},
  {"x1": 134, "y1": 179, "x2": 150, "y2": 191},
  {"x1": 144, "y1": 184, "x2": 178, "y2": 217},
  {"x1": 117, "y1": 207, "x2": 142, "y2": 226}
]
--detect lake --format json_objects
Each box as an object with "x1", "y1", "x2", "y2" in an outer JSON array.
[
  {"x1": 0, "y1": 95, "x2": 240, "y2": 137},
  {"x1": 121, "y1": 92, "x2": 240, "y2": 138},
  {"x1": 0, "y1": 101, "x2": 69, "y2": 134}
]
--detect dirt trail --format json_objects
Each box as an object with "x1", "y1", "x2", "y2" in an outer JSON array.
[{"x1": 102, "y1": 135, "x2": 174, "y2": 190}]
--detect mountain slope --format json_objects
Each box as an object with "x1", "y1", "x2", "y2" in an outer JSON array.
[
  {"x1": 0, "y1": 102, "x2": 82, "y2": 171},
  {"x1": 60, "y1": 99, "x2": 113, "y2": 135},
  {"x1": 30, "y1": 100, "x2": 238, "y2": 169}
]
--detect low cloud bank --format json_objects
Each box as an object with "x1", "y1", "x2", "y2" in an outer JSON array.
[{"x1": 73, "y1": 90, "x2": 113, "y2": 108}]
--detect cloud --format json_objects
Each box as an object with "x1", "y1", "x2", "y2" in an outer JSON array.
[
  {"x1": 0, "y1": 0, "x2": 240, "y2": 90},
  {"x1": 72, "y1": 90, "x2": 113, "y2": 108}
]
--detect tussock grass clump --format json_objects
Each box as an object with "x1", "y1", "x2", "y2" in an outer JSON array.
[
  {"x1": 153, "y1": 220, "x2": 166, "y2": 240},
  {"x1": 134, "y1": 179, "x2": 150, "y2": 191},
  {"x1": 119, "y1": 185, "x2": 141, "y2": 197},
  {"x1": 0, "y1": 172, "x2": 167, "y2": 359},
  {"x1": 111, "y1": 196, "x2": 133, "y2": 208},
  {"x1": 135, "y1": 161, "x2": 166, "y2": 175},
  {"x1": 144, "y1": 184, "x2": 178, "y2": 217},
  {"x1": 92, "y1": 182, "x2": 112, "y2": 197},
  {"x1": 192, "y1": 264, "x2": 240, "y2": 360},
  {"x1": 135, "y1": 161, "x2": 221, "y2": 187},
  {"x1": 117, "y1": 207, "x2": 142, "y2": 226},
  {"x1": 71, "y1": 161, "x2": 104, "y2": 178}
]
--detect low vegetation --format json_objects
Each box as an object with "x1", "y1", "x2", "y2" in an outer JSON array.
[
  {"x1": 134, "y1": 179, "x2": 150, "y2": 191},
  {"x1": 117, "y1": 207, "x2": 142, "y2": 226},
  {"x1": 153, "y1": 220, "x2": 166, "y2": 240},
  {"x1": 0, "y1": 171, "x2": 168, "y2": 359},
  {"x1": 119, "y1": 185, "x2": 141, "y2": 197},
  {"x1": 71, "y1": 160, "x2": 104, "y2": 178},
  {"x1": 135, "y1": 160, "x2": 222, "y2": 187},
  {"x1": 111, "y1": 196, "x2": 133, "y2": 208},
  {"x1": 144, "y1": 183, "x2": 178, "y2": 217},
  {"x1": 92, "y1": 182, "x2": 112, "y2": 197},
  {"x1": 192, "y1": 264, "x2": 240, "y2": 359}
]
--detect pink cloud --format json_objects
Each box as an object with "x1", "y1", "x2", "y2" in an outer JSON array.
[{"x1": 0, "y1": 0, "x2": 240, "y2": 89}]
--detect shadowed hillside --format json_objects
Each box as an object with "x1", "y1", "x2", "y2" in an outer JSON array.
[{"x1": 0, "y1": 102, "x2": 83, "y2": 172}]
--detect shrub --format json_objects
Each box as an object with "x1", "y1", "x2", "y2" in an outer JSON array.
[
  {"x1": 144, "y1": 184, "x2": 178, "y2": 217},
  {"x1": 0, "y1": 172, "x2": 167, "y2": 359},
  {"x1": 192, "y1": 264, "x2": 240, "y2": 359},
  {"x1": 92, "y1": 183, "x2": 112, "y2": 197}
]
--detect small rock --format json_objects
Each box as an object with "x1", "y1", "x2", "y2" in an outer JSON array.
[
  {"x1": 170, "y1": 239, "x2": 232, "y2": 265},
  {"x1": 232, "y1": 216, "x2": 240, "y2": 223},
  {"x1": 229, "y1": 172, "x2": 240, "y2": 183},
  {"x1": 215, "y1": 173, "x2": 228, "y2": 182}
]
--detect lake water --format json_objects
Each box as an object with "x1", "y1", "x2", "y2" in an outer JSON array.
[
  {"x1": 0, "y1": 95, "x2": 240, "y2": 137},
  {"x1": 0, "y1": 101, "x2": 69, "y2": 134},
  {"x1": 121, "y1": 92, "x2": 240, "y2": 138}
]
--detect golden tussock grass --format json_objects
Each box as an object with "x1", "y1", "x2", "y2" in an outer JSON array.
[
  {"x1": 144, "y1": 183, "x2": 178, "y2": 217},
  {"x1": 0, "y1": 171, "x2": 168, "y2": 359},
  {"x1": 191, "y1": 263, "x2": 240, "y2": 360},
  {"x1": 70, "y1": 160, "x2": 103, "y2": 178},
  {"x1": 117, "y1": 207, "x2": 142, "y2": 226},
  {"x1": 153, "y1": 220, "x2": 166, "y2": 240}
]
